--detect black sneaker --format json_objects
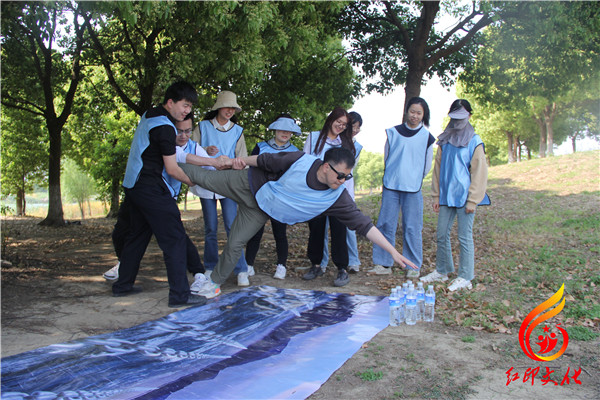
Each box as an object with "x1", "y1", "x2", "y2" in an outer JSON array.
[
  {"x1": 112, "y1": 286, "x2": 143, "y2": 297},
  {"x1": 333, "y1": 269, "x2": 350, "y2": 287},
  {"x1": 303, "y1": 265, "x2": 324, "y2": 280},
  {"x1": 168, "y1": 294, "x2": 208, "y2": 308}
]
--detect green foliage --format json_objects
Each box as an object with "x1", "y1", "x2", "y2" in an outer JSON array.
[
  {"x1": 355, "y1": 151, "x2": 384, "y2": 191},
  {"x1": 461, "y1": 335, "x2": 476, "y2": 343},
  {"x1": 61, "y1": 159, "x2": 96, "y2": 219},
  {"x1": 566, "y1": 326, "x2": 600, "y2": 342},
  {"x1": 459, "y1": 2, "x2": 600, "y2": 160},
  {"x1": 338, "y1": 0, "x2": 499, "y2": 104},
  {"x1": 0, "y1": 109, "x2": 48, "y2": 215},
  {"x1": 356, "y1": 368, "x2": 384, "y2": 381}
]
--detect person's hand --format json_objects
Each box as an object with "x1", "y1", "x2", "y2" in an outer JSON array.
[
  {"x1": 215, "y1": 155, "x2": 232, "y2": 170},
  {"x1": 205, "y1": 145, "x2": 219, "y2": 156},
  {"x1": 232, "y1": 157, "x2": 247, "y2": 170},
  {"x1": 465, "y1": 203, "x2": 476, "y2": 214},
  {"x1": 433, "y1": 202, "x2": 440, "y2": 213},
  {"x1": 393, "y1": 252, "x2": 418, "y2": 270}
]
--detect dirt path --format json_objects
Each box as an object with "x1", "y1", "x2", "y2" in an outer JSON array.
[{"x1": 1, "y1": 216, "x2": 598, "y2": 399}]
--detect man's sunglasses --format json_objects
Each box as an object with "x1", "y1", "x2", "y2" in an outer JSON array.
[{"x1": 329, "y1": 163, "x2": 353, "y2": 181}]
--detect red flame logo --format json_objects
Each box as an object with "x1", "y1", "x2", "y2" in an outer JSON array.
[{"x1": 519, "y1": 284, "x2": 569, "y2": 362}]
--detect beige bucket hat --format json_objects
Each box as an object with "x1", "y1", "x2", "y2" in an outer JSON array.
[{"x1": 210, "y1": 91, "x2": 242, "y2": 113}]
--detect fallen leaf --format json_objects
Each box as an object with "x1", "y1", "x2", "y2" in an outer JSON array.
[
  {"x1": 471, "y1": 326, "x2": 484, "y2": 331},
  {"x1": 502, "y1": 300, "x2": 511, "y2": 307}
]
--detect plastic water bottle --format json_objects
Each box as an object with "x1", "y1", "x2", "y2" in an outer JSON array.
[
  {"x1": 397, "y1": 285, "x2": 406, "y2": 324},
  {"x1": 405, "y1": 288, "x2": 417, "y2": 325},
  {"x1": 416, "y1": 282, "x2": 425, "y2": 321},
  {"x1": 424, "y1": 285, "x2": 436, "y2": 322},
  {"x1": 389, "y1": 289, "x2": 399, "y2": 326}
]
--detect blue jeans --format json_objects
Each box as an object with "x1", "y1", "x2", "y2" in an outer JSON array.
[
  {"x1": 436, "y1": 205, "x2": 475, "y2": 280},
  {"x1": 372, "y1": 187, "x2": 423, "y2": 268},
  {"x1": 321, "y1": 223, "x2": 361, "y2": 267},
  {"x1": 200, "y1": 197, "x2": 247, "y2": 274}
]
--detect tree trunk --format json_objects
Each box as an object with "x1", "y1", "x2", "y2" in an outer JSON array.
[
  {"x1": 539, "y1": 123, "x2": 547, "y2": 158},
  {"x1": 527, "y1": 147, "x2": 532, "y2": 160},
  {"x1": 40, "y1": 125, "x2": 65, "y2": 226},
  {"x1": 106, "y1": 178, "x2": 121, "y2": 218},
  {"x1": 16, "y1": 188, "x2": 25, "y2": 216},
  {"x1": 572, "y1": 136, "x2": 577, "y2": 153},
  {"x1": 506, "y1": 131, "x2": 516, "y2": 163},
  {"x1": 544, "y1": 103, "x2": 557, "y2": 156},
  {"x1": 516, "y1": 136, "x2": 522, "y2": 162},
  {"x1": 403, "y1": 69, "x2": 426, "y2": 121}
]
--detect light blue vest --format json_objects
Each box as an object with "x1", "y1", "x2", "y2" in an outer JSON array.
[
  {"x1": 122, "y1": 113, "x2": 175, "y2": 189},
  {"x1": 439, "y1": 134, "x2": 491, "y2": 207},
  {"x1": 257, "y1": 140, "x2": 299, "y2": 154},
  {"x1": 161, "y1": 140, "x2": 198, "y2": 198},
  {"x1": 199, "y1": 120, "x2": 243, "y2": 158},
  {"x1": 354, "y1": 141, "x2": 363, "y2": 159},
  {"x1": 382, "y1": 125, "x2": 430, "y2": 192},
  {"x1": 254, "y1": 154, "x2": 346, "y2": 224},
  {"x1": 306, "y1": 131, "x2": 341, "y2": 160}
]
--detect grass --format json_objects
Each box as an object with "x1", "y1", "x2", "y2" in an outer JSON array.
[
  {"x1": 356, "y1": 150, "x2": 600, "y2": 337},
  {"x1": 356, "y1": 368, "x2": 384, "y2": 381}
]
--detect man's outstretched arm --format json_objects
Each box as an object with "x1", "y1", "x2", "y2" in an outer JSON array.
[{"x1": 365, "y1": 226, "x2": 418, "y2": 270}]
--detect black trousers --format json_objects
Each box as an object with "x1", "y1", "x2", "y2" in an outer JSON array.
[
  {"x1": 307, "y1": 215, "x2": 348, "y2": 271},
  {"x1": 112, "y1": 183, "x2": 202, "y2": 304},
  {"x1": 111, "y1": 196, "x2": 203, "y2": 274},
  {"x1": 245, "y1": 218, "x2": 289, "y2": 266}
]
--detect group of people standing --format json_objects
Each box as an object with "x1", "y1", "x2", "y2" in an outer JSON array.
[{"x1": 104, "y1": 80, "x2": 488, "y2": 307}]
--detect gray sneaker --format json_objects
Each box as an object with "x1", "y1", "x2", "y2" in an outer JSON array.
[
  {"x1": 303, "y1": 265, "x2": 324, "y2": 280},
  {"x1": 333, "y1": 269, "x2": 350, "y2": 287}
]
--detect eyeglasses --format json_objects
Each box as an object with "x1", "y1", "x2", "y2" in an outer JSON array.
[
  {"x1": 177, "y1": 128, "x2": 193, "y2": 136},
  {"x1": 329, "y1": 163, "x2": 353, "y2": 181}
]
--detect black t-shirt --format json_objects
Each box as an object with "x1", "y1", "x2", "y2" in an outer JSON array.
[{"x1": 137, "y1": 105, "x2": 177, "y2": 187}]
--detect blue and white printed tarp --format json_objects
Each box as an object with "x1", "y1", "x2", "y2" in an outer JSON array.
[{"x1": 2, "y1": 286, "x2": 388, "y2": 400}]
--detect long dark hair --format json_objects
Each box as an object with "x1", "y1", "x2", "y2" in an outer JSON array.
[
  {"x1": 449, "y1": 99, "x2": 473, "y2": 115},
  {"x1": 314, "y1": 107, "x2": 355, "y2": 156},
  {"x1": 202, "y1": 109, "x2": 239, "y2": 124}
]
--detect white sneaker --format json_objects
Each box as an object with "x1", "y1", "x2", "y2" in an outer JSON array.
[
  {"x1": 103, "y1": 263, "x2": 120, "y2": 280},
  {"x1": 247, "y1": 265, "x2": 255, "y2": 276},
  {"x1": 195, "y1": 280, "x2": 221, "y2": 299},
  {"x1": 406, "y1": 269, "x2": 420, "y2": 278},
  {"x1": 237, "y1": 272, "x2": 250, "y2": 286},
  {"x1": 190, "y1": 273, "x2": 208, "y2": 294},
  {"x1": 273, "y1": 264, "x2": 286, "y2": 280},
  {"x1": 367, "y1": 265, "x2": 392, "y2": 275},
  {"x1": 348, "y1": 265, "x2": 360, "y2": 273},
  {"x1": 448, "y1": 277, "x2": 473, "y2": 292},
  {"x1": 420, "y1": 270, "x2": 449, "y2": 283}
]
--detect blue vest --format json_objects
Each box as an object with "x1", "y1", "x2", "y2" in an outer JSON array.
[
  {"x1": 354, "y1": 141, "x2": 363, "y2": 159},
  {"x1": 382, "y1": 125, "x2": 430, "y2": 192},
  {"x1": 161, "y1": 140, "x2": 198, "y2": 198},
  {"x1": 306, "y1": 131, "x2": 341, "y2": 160},
  {"x1": 257, "y1": 140, "x2": 299, "y2": 154},
  {"x1": 122, "y1": 113, "x2": 175, "y2": 189},
  {"x1": 199, "y1": 120, "x2": 243, "y2": 158},
  {"x1": 254, "y1": 154, "x2": 346, "y2": 224},
  {"x1": 439, "y1": 135, "x2": 491, "y2": 207}
]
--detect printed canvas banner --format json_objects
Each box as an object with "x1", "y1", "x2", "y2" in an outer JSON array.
[{"x1": 2, "y1": 286, "x2": 388, "y2": 400}]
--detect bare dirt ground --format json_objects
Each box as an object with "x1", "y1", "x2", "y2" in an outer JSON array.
[{"x1": 1, "y1": 214, "x2": 599, "y2": 399}]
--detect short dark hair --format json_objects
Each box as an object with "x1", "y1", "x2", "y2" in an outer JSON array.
[
  {"x1": 349, "y1": 111, "x2": 363, "y2": 127},
  {"x1": 323, "y1": 147, "x2": 355, "y2": 169},
  {"x1": 163, "y1": 81, "x2": 198, "y2": 105},
  {"x1": 449, "y1": 99, "x2": 473, "y2": 115},
  {"x1": 405, "y1": 97, "x2": 430, "y2": 127},
  {"x1": 183, "y1": 112, "x2": 194, "y2": 125}
]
